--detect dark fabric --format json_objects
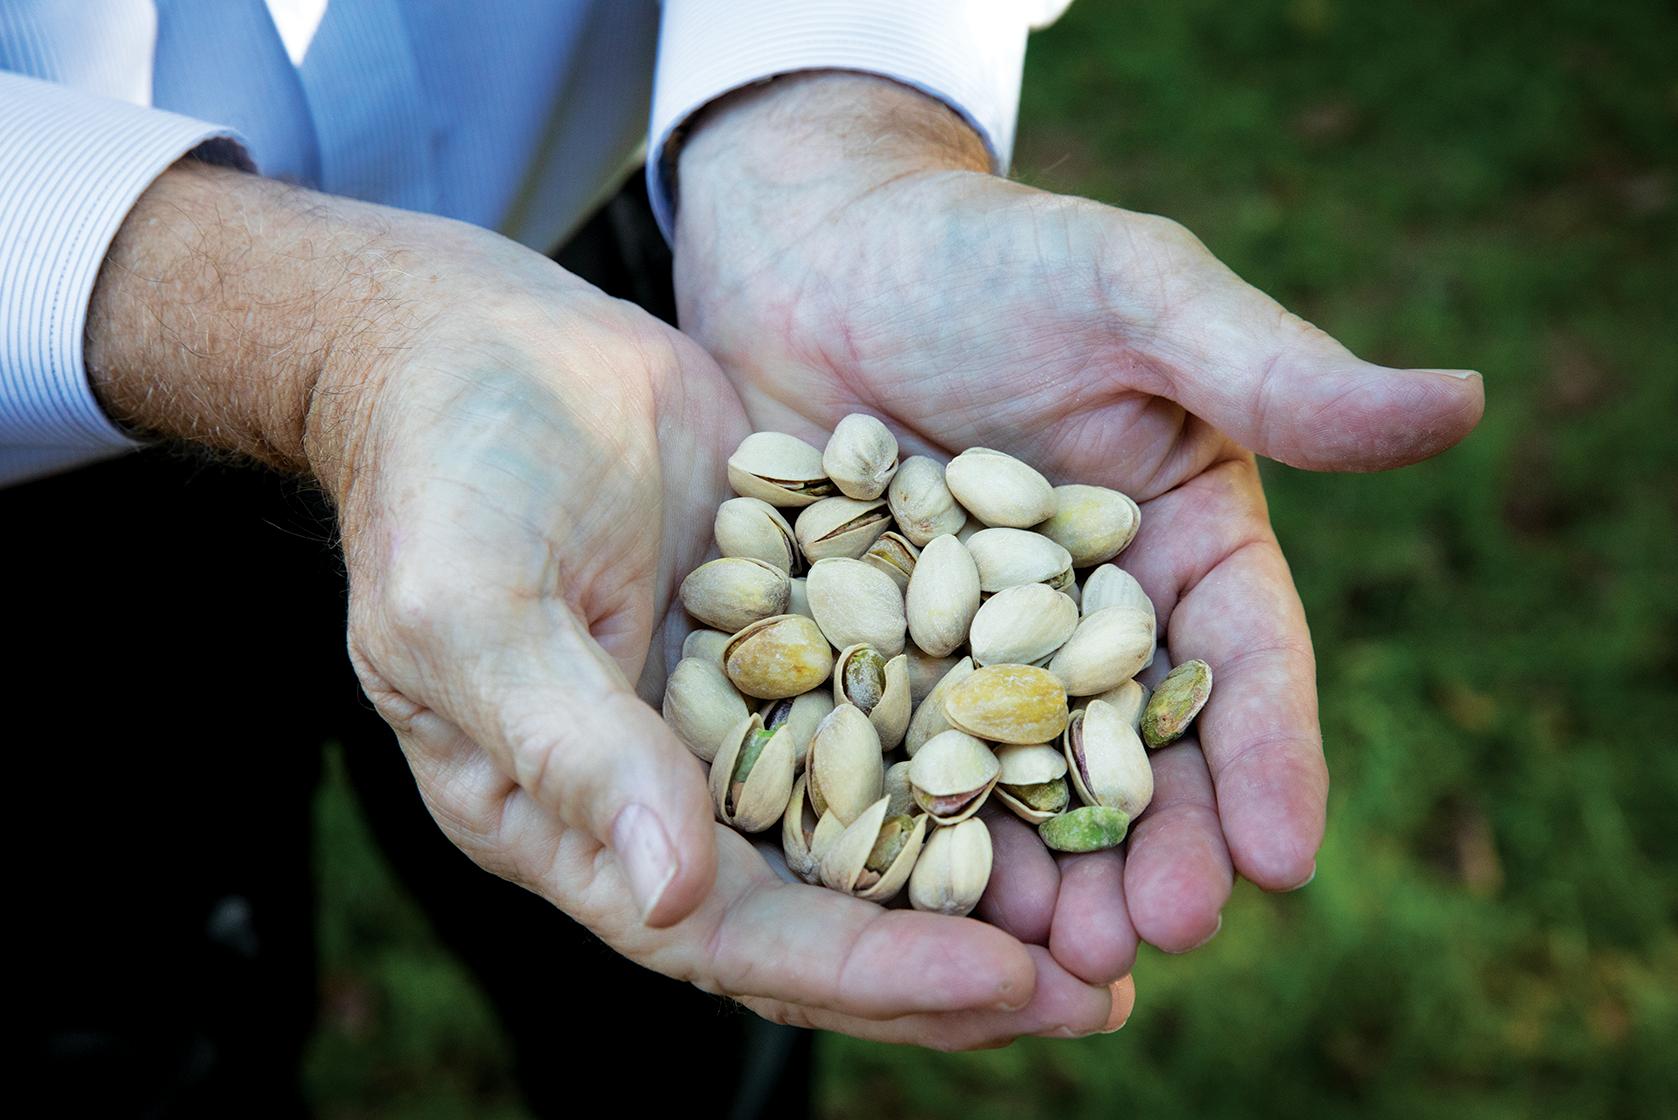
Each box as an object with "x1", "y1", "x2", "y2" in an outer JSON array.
[{"x1": 10, "y1": 171, "x2": 811, "y2": 1118}]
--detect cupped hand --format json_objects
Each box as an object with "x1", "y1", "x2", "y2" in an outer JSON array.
[
  {"x1": 306, "y1": 218, "x2": 1124, "y2": 1047},
  {"x1": 673, "y1": 74, "x2": 1484, "y2": 982}
]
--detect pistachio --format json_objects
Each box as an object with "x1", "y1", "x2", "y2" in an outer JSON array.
[
  {"x1": 883, "y1": 759, "x2": 917, "y2": 816},
  {"x1": 905, "y1": 656, "x2": 977, "y2": 756},
  {"x1": 942, "y1": 663, "x2": 1070, "y2": 745},
  {"x1": 944, "y1": 448, "x2": 1056, "y2": 528},
  {"x1": 759, "y1": 689, "x2": 835, "y2": 771},
  {"x1": 662, "y1": 656, "x2": 750, "y2": 762},
  {"x1": 804, "y1": 557, "x2": 907, "y2": 657},
  {"x1": 993, "y1": 743, "x2": 1072, "y2": 824},
  {"x1": 714, "y1": 497, "x2": 800, "y2": 573},
  {"x1": 908, "y1": 730, "x2": 1001, "y2": 824},
  {"x1": 909, "y1": 818, "x2": 993, "y2": 917},
  {"x1": 805, "y1": 703, "x2": 884, "y2": 825},
  {"x1": 1082, "y1": 678, "x2": 1150, "y2": 730},
  {"x1": 905, "y1": 534, "x2": 982, "y2": 657},
  {"x1": 904, "y1": 647, "x2": 963, "y2": 706},
  {"x1": 968, "y1": 584, "x2": 1079, "y2": 666},
  {"x1": 679, "y1": 557, "x2": 791, "y2": 633},
  {"x1": 795, "y1": 496, "x2": 893, "y2": 562},
  {"x1": 1064, "y1": 700, "x2": 1154, "y2": 818},
  {"x1": 1080, "y1": 563, "x2": 1153, "y2": 617},
  {"x1": 822, "y1": 413, "x2": 900, "y2": 500},
  {"x1": 1038, "y1": 805, "x2": 1130, "y2": 852},
  {"x1": 723, "y1": 614, "x2": 835, "y2": 700},
  {"x1": 887, "y1": 456, "x2": 967, "y2": 546},
  {"x1": 818, "y1": 797, "x2": 928, "y2": 901},
  {"x1": 788, "y1": 576, "x2": 813, "y2": 620},
  {"x1": 681, "y1": 628, "x2": 732, "y2": 666},
  {"x1": 1034, "y1": 484, "x2": 1140, "y2": 567},
  {"x1": 782, "y1": 774, "x2": 846, "y2": 882},
  {"x1": 1047, "y1": 606, "x2": 1154, "y2": 696},
  {"x1": 833, "y1": 644, "x2": 912, "y2": 750},
  {"x1": 861, "y1": 531, "x2": 919, "y2": 592},
  {"x1": 711, "y1": 714, "x2": 798, "y2": 832},
  {"x1": 1141, "y1": 659, "x2": 1214, "y2": 748},
  {"x1": 964, "y1": 528, "x2": 1074, "y2": 593},
  {"x1": 727, "y1": 431, "x2": 835, "y2": 508}
]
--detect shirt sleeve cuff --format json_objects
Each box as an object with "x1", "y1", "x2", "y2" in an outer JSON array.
[
  {"x1": 0, "y1": 71, "x2": 248, "y2": 481},
  {"x1": 647, "y1": 0, "x2": 1044, "y2": 242}
]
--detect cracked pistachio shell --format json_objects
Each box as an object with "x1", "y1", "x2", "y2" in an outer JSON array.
[
  {"x1": 1064, "y1": 700, "x2": 1154, "y2": 818},
  {"x1": 1039, "y1": 805, "x2": 1130, "y2": 852},
  {"x1": 680, "y1": 557, "x2": 791, "y2": 633},
  {"x1": 905, "y1": 656, "x2": 976, "y2": 756},
  {"x1": 908, "y1": 730, "x2": 1001, "y2": 824},
  {"x1": 818, "y1": 797, "x2": 928, "y2": 902},
  {"x1": 968, "y1": 584, "x2": 1079, "y2": 667},
  {"x1": 782, "y1": 775, "x2": 846, "y2": 882},
  {"x1": 795, "y1": 496, "x2": 892, "y2": 563},
  {"x1": 1048, "y1": 606, "x2": 1155, "y2": 697},
  {"x1": 1034, "y1": 484, "x2": 1140, "y2": 568},
  {"x1": 909, "y1": 817, "x2": 993, "y2": 916},
  {"x1": 861, "y1": 531, "x2": 919, "y2": 592},
  {"x1": 805, "y1": 703, "x2": 884, "y2": 825},
  {"x1": 1081, "y1": 678, "x2": 1150, "y2": 730},
  {"x1": 1080, "y1": 564, "x2": 1153, "y2": 617},
  {"x1": 887, "y1": 456, "x2": 967, "y2": 546},
  {"x1": 994, "y1": 776, "x2": 1070, "y2": 824},
  {"x1": 833, "y1": 645, "x2": 911, "y2": 751},
  {"x1": 883, "y1": 760, "x2": 917, "y2": 816},
  {"x1": 662, "y1": 657, "x2": 749, "y2": 762},
  {"x1": 727, "y1": 431, "x2": 835, "y2": 508},
  {"x1": 822, "y1": 413, "x2": 900, "y2": 500},
  {"x1": 723, "y1": 614, "x2": 834, "y2": 700},
  {"x1": 944, "y1": 448, "x2": 1057, "y2": 528},
  {"x1": 805, "y1": 557, "x2": 907, "y2": 657},
  {"x1": 965, "y1": 528, "x2": 1074, "y2": 594},
  {"x1": 942, "y1": 664, "x2": 1070, "y2": 745},
  {"x1": 1141, "y1": 659, "x2": 1214, "y2": 748},
  {"x1": 714, "y1": 497, "x2": 799, "y2": 573},
  {"x1": 904, "y1": 535, "x2": 981, "y2": 657},
  {"x1": 994, "y1": 744, "x2": 1071, "y2": 823},
  {"x1": 711, "y1": 714, "x2": 798, "y2": 833},
  {"x1": 788, "y1": 577, "x2": 813, "y2": 620},
  {"x1": 759, "y1": 689, "x2": 835, "y2": 771},
  {"x1": 681, "y1": 628, "x2": 732, "y2": 666}
]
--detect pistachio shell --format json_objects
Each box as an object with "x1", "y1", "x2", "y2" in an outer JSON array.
[
  {"x1": 805, "y1": 703, "x2": 884, "y2": 825},
  {"x1": 1082, "y1": 678, "x2": 1150, "y2": 730},
  {"x1": 1034, "y1": 484, "x2": 1140, "y2": 567},
  {"x1": 944, "y1": 448, "x2": 1056, "y2": 528},
  {"x1": 727, "y1": 431, "x2": 835, "y2": 508},
  {"x1": 1064, "y1": 701, "x2": 1154, "y2": 817},
  {"x1": 942, "y1": 664, "x2": 1070, "y2": 745},
  {"x1": 781, "y1": 774, "x2": 821, "y2": 880},
  {"x1": 662, "y1": 656, "x2": 749, "y2": 762},
  {"x1": 710, "y1": 714, "x2": 798, "y2": 832},
  {"x1": 994, "y1": 743, "x2": 1068, "y2": 785},
  {"x1": 905, "y1": 656, "x2": 976, "y2": 756},
  {"x1": 904, "y1": 647, "x2": 963, "y2": 706},
  {"x1": 861, "y1": 531, "x2": 919, "y2": 592},
  {"x1": 964, "y1": 528, "x2": 1073, "y2": 593},
  {"x1": 887, "y1": 455, "x2": 967, "y2": 546},
  {"x1": 909, "y1": 818, "x2": 993, "y2": 916},
  {"x1": 681, "y1": 628, "x2": 732, "y2": 666},
  {"x1": 908, "y1": 730, "x2": 1000, "y2": 824},
  {"x1": 1047, "y1": 606, "x2": 1154, "y2": 696},
  {"x1": 968, "y1": 584, "x2": 1079, "y2": 666},
  {"x1": 759, "y1": 689, "x2": 835, "y2": 771},
  {"x1": 1080, "y1": 564, "x2": 1154, "y2": 617},
  {"x1": 904, "y1": 534, "x2": 982, "y2": 657},
  {"x1": 679, "y1": 557, "x2": 791, "y2": 633},
  {"x1": 714, "y1": 497, "x2": 799, "y2": 573},
  {"x1": 1039, "y1": 806, "x2": 1130, "y2": 852},
  {"x1": 822, "y1": 413, "x2": 900, "y2": 500},
  {"x1": 795, "y1": 496, "x2": 893, "y2": 562},
  {"x1": 833, "y1": 646, "x2": 912, "y2": 750},
  {"x1": 788, "y1": 577, "x2": 813, "y2": 620},
  {"x1": 818, "y1": 797, "x2": 927, "y2": 901},
  {"x1": 804, "y1": 557, "x2": 907, "y2": 657},
  {"x1": 724, "y1": 614, "x2": 835, "y2": 700},
  {"x1": 994, "y1": 777, "x2": 1070, "y2": 824},
  {"x1": 883, "y1": 760, "x2": 917, "y2": 816},
  {"x1": 1141, "y1": 659, "x2": 1214, "y2": 748}
]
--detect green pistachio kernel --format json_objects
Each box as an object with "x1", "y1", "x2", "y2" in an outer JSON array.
[
  {"x1": 865, "y1": 814, "x2": 916, "y2": 873},
  {"x1": 733, "y1": 727, "x2": 777, "y2": 784},
  {"x1": 1140, "y1": 659, "x2": 1213, "y2": 748},
  {"x1": 1008, "y1": 778, "x2": 1070, "y2": 813},
  {"x1": 843, "y1": 648, "x2": 888, "y2": 713},
  {"x1": 1039, "y1": 806, "x2": 1129, "y2": 852}
]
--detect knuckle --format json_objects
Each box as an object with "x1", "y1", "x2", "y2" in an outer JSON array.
[{"x1": 380, "y1": 562, "x2": 448, "y2": 641}]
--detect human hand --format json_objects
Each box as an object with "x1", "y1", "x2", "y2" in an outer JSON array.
[
  {"x1": 86, "y1": 160, "x2": 1130, "y2": 1046},
  {"x1": 673, "y1": 73, "x2": 1485, "y2": 982}
]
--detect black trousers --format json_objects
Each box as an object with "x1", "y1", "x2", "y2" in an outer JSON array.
[{"x1": 11, "y1": 175, "x2": 810, "y2": 1118}]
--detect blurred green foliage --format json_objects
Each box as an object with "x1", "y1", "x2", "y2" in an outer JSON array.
[{"x1": 307, "y1": 0, "x2": 1678, "y2": 1116}]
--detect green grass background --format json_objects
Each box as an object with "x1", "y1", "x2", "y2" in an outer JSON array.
[{"x1": 306, "y1": 1, "x2": 1678, "y2": 1115}]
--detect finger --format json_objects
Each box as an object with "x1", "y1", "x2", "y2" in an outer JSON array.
[
  {"x1": 1048, "y1": 849, "x2": 1138, "y2": 984},
  {"x1": 1114, "y1": 214, "x2": 1484, "y2": 471},
  {"x1": 1123, "y1": 739, "x2": 1232, "y2": 952},
  {"x1": 974, "y1": 804, "x2": 1060, "y2": 944},
  {"x1": 736, "y1": 948, "x2": 1126, "y2": 1049}
]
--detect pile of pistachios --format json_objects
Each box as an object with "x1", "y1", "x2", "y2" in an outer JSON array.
[{"x1": 662, "y1": 415, "x2": 1213, "y2": 916}]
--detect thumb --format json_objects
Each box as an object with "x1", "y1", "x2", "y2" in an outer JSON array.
[{"x1": 1135, "y1": 226, "x2": 1484, "y2": 471}]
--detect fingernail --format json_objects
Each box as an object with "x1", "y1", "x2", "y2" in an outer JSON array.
[
  {"x1": 1284, "y1": 862, "x2": 1317, "y2": 891},
  {"x1": 1417, "y1": 368, "x2": 1481, "y2": 380},
  {"x1": 1185, "y1": 913, "x2": 1223, "y2": 952},
  {"x1": 612, "y1": 803, "x2": 678, "y2": 924},
  {"x1": 1100, "y1": 980, "x2": 1134, "y2": 1033}
]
